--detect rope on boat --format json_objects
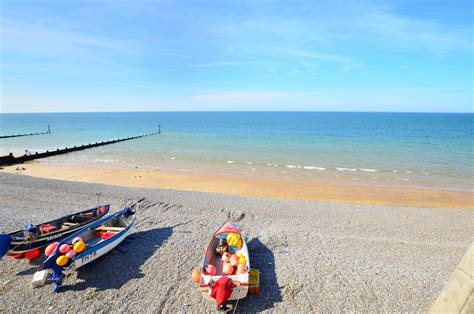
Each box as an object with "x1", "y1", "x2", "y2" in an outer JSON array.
[{"x1": 232, "y1": 297, "x2": 240, "y2": 314}]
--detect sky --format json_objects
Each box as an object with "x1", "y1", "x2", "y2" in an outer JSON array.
[{"x1": 0, "y1": 0, "x2": 472, "y2": 113}]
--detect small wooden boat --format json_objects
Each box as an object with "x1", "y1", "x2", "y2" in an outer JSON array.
[
  {"x1": 196, "y1": 221, "x2": 251, "y2": 310},
  {"x1": 43, "y1": 202, "x2": 138, "y2": 292},
  {"x1": 0, "y1": 205, "x2": 110, "y2": 259}
]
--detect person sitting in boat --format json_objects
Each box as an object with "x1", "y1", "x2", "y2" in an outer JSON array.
[{"x1": 215, "y1": 238, "x2": 229, "y2": 256}]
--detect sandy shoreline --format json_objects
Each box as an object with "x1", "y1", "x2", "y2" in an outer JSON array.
[
  {"x1": 1, "y1": 162, "x2": 473, "y2": 209},
  {"x1": 0, "y1": 172, "x2": 472, "y2": 311}
]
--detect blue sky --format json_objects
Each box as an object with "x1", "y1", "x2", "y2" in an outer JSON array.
[{"x1": 0, "y1": 0, "x2": 472, "y2": 113}]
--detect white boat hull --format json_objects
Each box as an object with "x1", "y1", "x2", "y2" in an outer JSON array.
[{"x1": 73, "y1": 225, "x2": 133, "y2": 269}]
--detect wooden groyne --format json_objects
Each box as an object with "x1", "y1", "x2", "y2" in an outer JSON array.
[
  {"x1": 0, "y1": 132, "x2": 158, "y2": 166},
  {"x1": 0, "y1": 126, "x2": 51, "y2": 139}
]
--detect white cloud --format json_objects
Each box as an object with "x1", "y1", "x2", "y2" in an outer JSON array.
[{"x1": 0, "y1": 18, "x2": 135, "y2": 57}]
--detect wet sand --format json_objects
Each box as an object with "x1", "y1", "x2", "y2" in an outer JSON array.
[
  {"x1": 1, "y1": 163, "x2": 473, "y2": 209},
  {"x1": 0, "y1": 172, "x2": 472, "y2": 312}
]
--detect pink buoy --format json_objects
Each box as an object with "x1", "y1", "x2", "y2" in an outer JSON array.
[
  {"x1": 65, "y1": 250, "x2": 76, "y2": 259},
  {"x1": 72, "y1": 237, "x2": 83, "y2": 245},
  {"x1": 230, "y1": 254, "x2": 239, "y2": 266},
  {"x1": 59, "y1": 244, "x2": 70, "y2": 254},
  {"x1": 221, "y1": 252, "x2": 231, "y2": 263},
  {"x1": 236, "y1": 263, "x2": 247, "y2": 274},
  {"x1": 222, "y1": 262, "x2": 234, "y2": 275}
]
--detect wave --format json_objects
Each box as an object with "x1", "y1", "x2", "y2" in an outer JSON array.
[
  {"x1": 226, "y1": 160, "x2": 235, "y2": 164},
  {"x1": 336, "y1": 167, "x2": 358, "y2": 171},
  {"x1": 303, "y1": 166, "x2": 326, "y2": 170},
  {"x1": 286, "y1": 165, "x2": 298, "y2": 169},
  {"x1": 359, "y1": 168, "x2": 378, "y2": 172}
]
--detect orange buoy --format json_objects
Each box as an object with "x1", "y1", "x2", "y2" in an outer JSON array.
[
  {"x1": 45, "y1": 242, "x2": 59, "y2": 257},
  {"x1": 25, "y1": 249, "x2": 40, "y2": 260},
  {"x1": 192, "y1": 268, "x2": 201, "y2": 283},
  {"x1": 56, "y1": 255, "x2": 68, "y2": 266},
  {"x1": 205, "y1": 264, "x2": 216, "y2": 276},
  {"x1": 230, "y1": 254, "x2": 239, "y2": 266},
  {"x1": 73, "y1": 240, "x2": 86, "y2": 253},
  {"x1": 222, "y1": 262, "x2": 234, "y2": 275},
  {"x1": 236, "y1": 263, "x2": 247, "y2": 274}
]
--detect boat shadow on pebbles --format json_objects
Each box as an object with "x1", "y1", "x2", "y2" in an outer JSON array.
[
  {"x1": 59, "y1": 226, "x2": 174, "y2": 292},
  {"x1": 15, "y1": 258, "x2": 45, "y2": 276},
  {"x1": 236, "y1": 237, "x2": 282, "y2": 312}
]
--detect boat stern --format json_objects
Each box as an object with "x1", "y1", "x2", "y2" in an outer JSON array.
[{"x1": 199, "y1": 273, "x2": 250, "y2": 301}]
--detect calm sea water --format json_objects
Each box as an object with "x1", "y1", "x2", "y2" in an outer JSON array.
[{"x1": 1, "y1": 112, "x2": 472, "y2": 191}]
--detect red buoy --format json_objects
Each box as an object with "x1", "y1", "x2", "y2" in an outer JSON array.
[
  {"x1": 45, "y1": 242, "x2": 59, "y2": 257},
  {"x1": 25, "y1": 249, "x2": 41, "y2": 260}
]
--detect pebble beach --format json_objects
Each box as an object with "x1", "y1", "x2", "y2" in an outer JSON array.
[{"x1": 0, "y1": 172, "x2": 472, "y2": 312}]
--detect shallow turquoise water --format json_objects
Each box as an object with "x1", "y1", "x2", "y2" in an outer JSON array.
[{"x1": 1, "y1": 112, "x2": 472, "y2": 191}]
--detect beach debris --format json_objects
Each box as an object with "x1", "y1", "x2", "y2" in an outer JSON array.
[
  {"x1": 15, "y1": 167, "x2": 26, "y2": 171},
  {"x1": 3, "y1": 279, "x2": 11, "y2": 285},
  {"x1": 31, "y1": 270, "x2": 50, "y2": 288},
  {"x1": 181, "y1": 304, "x2": 192, "y2": 307},
  {"x1": 283, "y1": 282, "x2": 302, "y2": 302}
]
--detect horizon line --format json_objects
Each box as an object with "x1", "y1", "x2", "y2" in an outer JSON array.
[{"x1": 0, "y1": 110, "x2": 472, "y2": 114}]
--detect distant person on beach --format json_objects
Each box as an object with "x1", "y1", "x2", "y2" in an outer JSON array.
[{"x1": 215, "y1": 238, "x2": 229, "y2": 256}]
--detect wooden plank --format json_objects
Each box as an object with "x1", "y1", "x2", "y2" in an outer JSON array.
[
  {"x1": 62, "y1": 222, "x2": 78, "y2": 226},
  {"x1": 95, "y1": 226, "x2": 125, "y2": 232}
]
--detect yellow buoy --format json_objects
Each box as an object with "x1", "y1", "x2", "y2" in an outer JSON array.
[
  {"x1": 56, "y1": 255, "x2": 69, "y2": 266},
  {"x1": 73, "y1": 240, "x2": 86, "y2": 253},
  {"x1": 227, "y1": 233, "x2": 242, "y2": 248}
]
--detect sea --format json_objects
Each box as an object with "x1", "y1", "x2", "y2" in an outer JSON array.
[{"x1": 1, "y1": 112, "x2": 472, "y2": 192}]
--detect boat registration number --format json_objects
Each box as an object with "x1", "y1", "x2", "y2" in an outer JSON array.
[
  {"x1": 80, "y1": 251, "x2": 97, "y2": 263},
  {"x1": 46, "y1": 233, "x2": 64, "y2": 241}
]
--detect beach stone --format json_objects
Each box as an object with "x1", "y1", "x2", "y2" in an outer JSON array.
[{"x1": 0, "y1": 172, "x2": 472, "y2": 312}]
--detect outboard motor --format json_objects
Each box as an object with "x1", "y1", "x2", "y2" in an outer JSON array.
[
  {"x1": 23, "y1": 224, "x2": 39, "y2": 241},
  {"x1": 123, "y1": 207, "x2": 135, "y2": 218}
]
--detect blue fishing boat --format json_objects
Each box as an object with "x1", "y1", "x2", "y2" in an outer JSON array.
[{"x1": 43, "y1": 200, "x2": 142, "y2": 292}]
